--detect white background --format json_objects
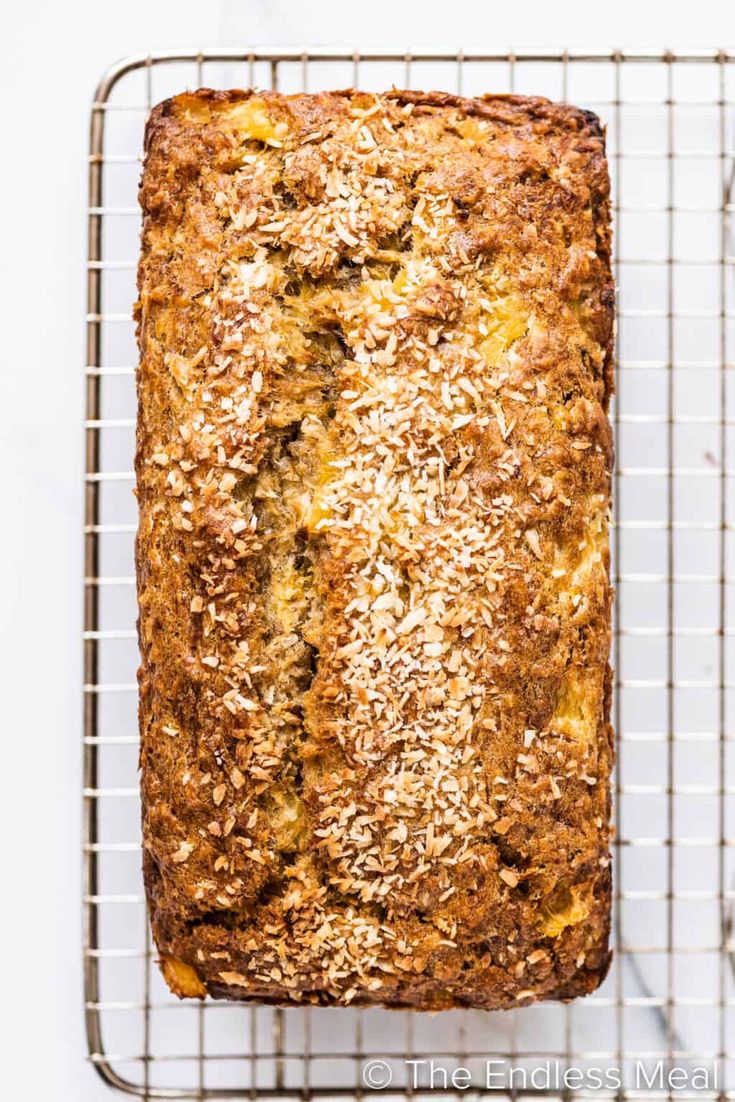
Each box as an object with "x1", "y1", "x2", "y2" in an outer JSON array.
[{"x1": 1, "y1": 1, "x2": 732, "y2": 1098}]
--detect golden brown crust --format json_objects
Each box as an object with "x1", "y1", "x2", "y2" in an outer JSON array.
[{"x1": 136, "y1": 88, "x2": 614, "y2": 1010}]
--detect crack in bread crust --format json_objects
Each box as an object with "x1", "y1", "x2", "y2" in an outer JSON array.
[{"x1": 136, "y1": 88, "x2": 614, "y2": 1009}]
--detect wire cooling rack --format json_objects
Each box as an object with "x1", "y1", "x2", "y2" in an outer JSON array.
[{"x1": 84, "y1": 47, "x2": 735, "y2": 1101}]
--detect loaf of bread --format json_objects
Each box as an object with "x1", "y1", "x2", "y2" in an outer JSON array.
[{"x1": 136, "y1": 88, "x2": 614, "y2": 1010}]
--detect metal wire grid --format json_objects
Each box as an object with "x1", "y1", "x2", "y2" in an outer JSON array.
[{"x1": 84, "y1": 47, "x2": 735, "y2": 1101}]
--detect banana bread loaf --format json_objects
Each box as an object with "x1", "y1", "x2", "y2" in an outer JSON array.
[{"x1": 136, "y1": 88, "x2": 614, "y2": 1009}]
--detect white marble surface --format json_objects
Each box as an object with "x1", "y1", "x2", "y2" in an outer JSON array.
[{"x1": 2, "y1": 2, "x2": 734, "y2": 1099}]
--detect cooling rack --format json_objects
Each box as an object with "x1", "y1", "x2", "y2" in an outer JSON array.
[{"x1": 84, "y1": 47, "x2": 735, "y2": 1101}]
